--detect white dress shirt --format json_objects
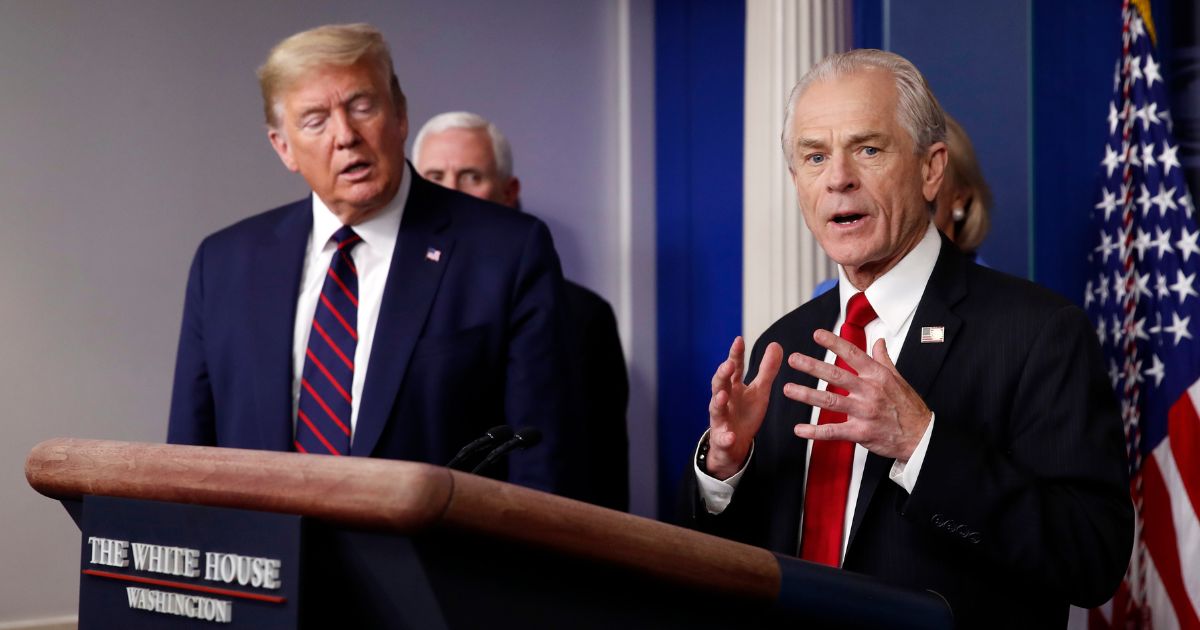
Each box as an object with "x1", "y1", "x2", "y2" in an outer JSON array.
[
  {"x1": 697, "y1": 221, "x2": 943, "y2": 561},
  {"x1": 290, "y1": 173, "x2": 411, "y2": 441}
]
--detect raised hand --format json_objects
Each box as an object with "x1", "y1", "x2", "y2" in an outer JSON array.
[
  {"x1": 706, "y1": 337, "x2": 783, "y2": 479},
  {"x1": 784, "y1": 331, "x2": 931, "y2": 461}
]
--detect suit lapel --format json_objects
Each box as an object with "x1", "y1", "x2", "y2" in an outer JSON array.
[
  {"x1": 352, "y1": 176, "x2": 454, "y2": 457},
  {"x1": 251, "y1": 199, "x2": 312, "y2": 451},
  {"x1": 846, "y1": 234, "x2": 968, "y2": 552}
]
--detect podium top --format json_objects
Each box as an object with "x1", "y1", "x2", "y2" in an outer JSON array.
[{"x1": 26, "y1": 438, "x2": 780, "y2": 602}]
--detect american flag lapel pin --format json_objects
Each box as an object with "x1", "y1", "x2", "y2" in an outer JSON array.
[
  {"x1": 920, "y1": 326, "x2": 945, "y2": 343},
  {"x1": 425, "y1": 247, "x2": 442, "y2": 263}
]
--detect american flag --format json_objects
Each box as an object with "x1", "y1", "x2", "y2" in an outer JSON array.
[{"x1": 1085, "y1": 1, "x2": 1200, "y2": 627}]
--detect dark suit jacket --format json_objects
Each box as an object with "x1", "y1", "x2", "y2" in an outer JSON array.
[
  {"x1": 167, "y1": 170, "x2": 576, "y2": 494},
  {"x1": 563, "y1": 280, "x2": 629, "y2": 511},
  {"x1": 683, "y1": 236, "x2": 1133, "y2": 628}
]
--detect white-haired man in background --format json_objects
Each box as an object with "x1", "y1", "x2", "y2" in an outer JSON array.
[{"x1": 414, "y1": 112, "x2": 630, "y2": 511}]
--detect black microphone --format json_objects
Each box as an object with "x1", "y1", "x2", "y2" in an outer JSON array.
[
  {"x1": 447, "y1": 425, "x2": 514, "y2": 470},
  {"x1": 470, "y1": 427, "x2": 543, "y2": 475}
]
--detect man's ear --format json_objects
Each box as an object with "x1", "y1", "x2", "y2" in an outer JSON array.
[
  {"x1": 502, "y1": 177, "x2": 521, "y2": 209},
  {"x1": 921, "y1": 141, "x2": 948, "y2": 203},
  {"x1": 268, "y1": 127, "x2": 299, "y2": 173}
]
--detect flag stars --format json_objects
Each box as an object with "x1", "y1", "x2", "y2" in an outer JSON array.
[
  {"x1": 1131, "y1": 16, "x2": 1146, "y2": 41},
  {"x1": 1155, "y1": 273, "x2": 1171, "y2": 299},
  {"x1": 1097, "y1": 274, "x2": 1111, "y2": 305},
  {"x1": 1177, "y1": 227, "x2": 1200, "y2": 263},
  {"x1": 1085, "y1": 280, "x2": 1095, "y2": 309},
  {"x1": 1141, "y1": 142, "x2": 1158, "y2": 169},
  {"x1": 1151, "y1": 226, "x2": 1175, "y2": 258},
  {"x1": 1180, "y1": 192, "x2": 1196, "y2": 219},
  {"x1": 1108, "y1": 101, "x2": 1120, "y2": 135},
  {"x1": 1143, "y1": 354, "x2": 1165, "y2": 387},
  {"x1": 1133, "y1": 102, "x2": 1161, "y2": 131},
  {"x1": 1102, "y1": 144, "x2": 1121, "y2": 177},
  {"x1": 1163, "y1": 311, "x2": 1193, "y2": 345},
  {"x1": 1152, "y1": 183, "x2": 1179, "y2": 217},
  {"x1": 1133, "y1": 315, "x2": 1150, "y2": 340},
  {"x1": 1160, "y1": 141, "x2": 1181, "y2": 176},
  {"x1": 1096, "y1": 231, "x2": 1118, "y2": 263},
  {"x1": 1135, "y1": 272, "x2": 1152, "y2": 299},
  {"x1": 1096, "y1": 188, "x2": 1120, "y2": 221},
  {"x1": 1134, "y1": 228, "x2": 1151, "y2": 259},
  {"x1": 1129, "y1": 55, "x2": 1143, "y2": 82},
  {"x1": 1113, "y1": 270, "x2": 1128, "y2": 303},
  {"x1": 1143, "y1": 55, "x2": 1162, "y2": 87},
  {"x1": 1137, "y1": 183, "x2": 1153, "y2": 216},
  {"x1": 1171, "y1": 270, "x2": 1199, "y2": 304}
]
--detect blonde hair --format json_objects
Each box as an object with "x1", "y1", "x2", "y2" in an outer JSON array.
[
  {"x1": 782, "y1": 49, "x2": 946, "y2": 167},
  {"x1": 256, "y1": 23, "x2": 405, "y2": 127},
  {"x1": 943, "y1": 115, "x2": 991, "y2": 253}
]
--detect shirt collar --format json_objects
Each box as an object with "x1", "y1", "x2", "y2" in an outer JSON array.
[
  {"x1": 836, "y1": 221, "x2": 942, "y2": 336},
  {"x1": 310, "y1": 165, "x2": 411, "y2": 252}
]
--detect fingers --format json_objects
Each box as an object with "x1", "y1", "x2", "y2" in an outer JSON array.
[
  {"x1": 711, "y1": 356, "x2": 735, "y2": 395},
  {"x1": 708, "y1": 388, "x2": 729, "y2": 422},
  {"x1": 786, "y1": 351, "x2": 862, "y2": 392},
  {"x1": 873, "y1": 338, "x2": 899, "y2": 375},
  {"x1": 812, "y1": 329, "x2": 878, "y2": 376},
  {"x1": 729, "y1": 336, "x2": 746, "y2": 384},
  {"x1": 782, "y1": 381, "x2": 868, "y2": 418},
  {"x1": 793, "y1": 421, "x2": 857, "y2": 442},
  {"x1": 753, "y1": 342, "x2": 784, "y2": 388}
]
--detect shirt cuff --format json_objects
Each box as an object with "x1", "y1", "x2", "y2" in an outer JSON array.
[
  {"x1": 888, "y1": 412, "x2": 935, "y2": 494},
  {"x1": 694, "y1": 429, "x2": 754, "y2": 515}
]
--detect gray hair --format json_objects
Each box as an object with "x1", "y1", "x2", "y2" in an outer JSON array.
[
  {"x1": 781, "y1": 49, "x2": 946, "y2": 167},
  {"x1": 257, "y1": 23, "x2": 406, "y2": 128},
  {"x1": 411, "y1": 111, "x2": 514, "y2": 180}
]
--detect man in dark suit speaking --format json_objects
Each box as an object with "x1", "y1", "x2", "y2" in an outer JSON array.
[
  {"x1": 682, "y1": 49, "x2": 1133, "y2": 627},
  {"x1": 167, "y1": 23, "x2": 575, "y2": 494}
]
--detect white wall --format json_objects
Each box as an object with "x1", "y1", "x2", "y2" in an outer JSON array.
[{"x1": 0, "y1": 0, "x2": 654, "y2": 621}]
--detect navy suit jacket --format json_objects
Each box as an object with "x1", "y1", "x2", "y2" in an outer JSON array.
[
  {"x1": 168, "y1": 171, "x2": 576, "y2": 494},
  {"x1": 682, "y1": 236, "x2": 1133, "y2": 628}
]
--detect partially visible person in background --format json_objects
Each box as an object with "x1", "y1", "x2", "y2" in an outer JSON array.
[
  {"x1": 932, "y1": 114, "x2": 991, "y2": 263},
  {"x1": 815, "y1": 113, "x2": 991, "y2": 296},
  {"x1": 413, "y1": 111, "x2": 631, "y2": 511}
]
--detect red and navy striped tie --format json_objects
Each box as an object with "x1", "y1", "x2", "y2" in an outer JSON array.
[{"x1": 295, "y1": 225, "x2": 362, "y2": 456}]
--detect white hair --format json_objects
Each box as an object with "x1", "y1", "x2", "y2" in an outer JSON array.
[
  {"x1": 411, "y1": 111, "x2": 514, "y2": 180},
  {"x1": 781, "y1": 49, "x2": 946, "y2": 167}
]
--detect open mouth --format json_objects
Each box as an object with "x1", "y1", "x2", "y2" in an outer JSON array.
[
  {"x1": 832, "y1": 212, "x2": 866, "y2": 225},
  {"x1": 340, "y1": 161, "x2": 372, "y2": 177}
]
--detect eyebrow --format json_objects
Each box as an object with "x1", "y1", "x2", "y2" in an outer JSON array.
[
  {"x1": 795, "y1": 130, "x2": 889, "y2": 151},
  {"x1": 294, "y1": 89, "x2": 375, "y2": 120}
]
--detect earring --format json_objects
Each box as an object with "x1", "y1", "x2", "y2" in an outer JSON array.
[{"x1": 951, "y1": 207, "x2": 966, "y2": 221}]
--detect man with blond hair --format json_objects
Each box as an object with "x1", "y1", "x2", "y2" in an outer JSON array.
[
  {"x1": 683, "y1": 49, "x2": 1131, "y2": 626},
  {"x1": 414, "y1": 111, "x2": 630, "y2": 511},
  {"x1": 168, "y1": 24, "x2": 578, "y2": 495}
]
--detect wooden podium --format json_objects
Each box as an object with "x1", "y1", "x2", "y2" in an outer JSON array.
[{"x1": 27, "y1": 438, "x2": 952, "y2": 629}]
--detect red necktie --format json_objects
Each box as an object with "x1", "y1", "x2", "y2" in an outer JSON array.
[
  {"x1": 799, "y1": 291, "x2": 878, "y2": 566},
  {"x1": 294, "y1": 226, "x2": 361, "y2": 456}
]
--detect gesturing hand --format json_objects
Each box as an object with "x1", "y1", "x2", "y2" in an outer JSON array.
[
  {"x1": 784, "y1": 331, "x2": 931, "y2": 461},
  {"x1": 706, "y1": 337, "x2": 783, "y2": 480}
]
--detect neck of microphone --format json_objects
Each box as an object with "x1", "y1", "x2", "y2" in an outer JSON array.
[
  {"x1": 447, "y1": 425, "x2": 514, "y2": 470},
  {"x1": 470, "y1": 427, "x2": 543, "y2": 475}
]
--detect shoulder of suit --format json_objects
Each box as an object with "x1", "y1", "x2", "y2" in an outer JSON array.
[
  {"x1": 198, "y1": 197, "x2": 309, "y2": 249},
  {"x1": 962, "y1": 263, "x2": 1078, "y2": 317},
  {"x1": 415, "y1": 175, "x2": 545, "y2": 235}
]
